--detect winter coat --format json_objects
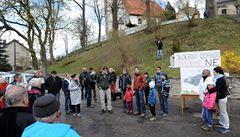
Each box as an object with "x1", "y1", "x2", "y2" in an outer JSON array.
[
  {"x1": 199, "y1": 76, "x2": 213, "y2": 102},
  {"x1": 133, "y1": 73, "x2": 146, "y2": 90},
  {"x1": 119, "y1": 74, "x2": 131, "y2": 90},
  {"x1": 0, "y1": 107, "x2": 35, "y2": 137},
  {"x1": 155, "y1": 40, "x2": 163, "y2": 50},
  {"x1": 161, "y1": 79, "x2": 170, "y2": 96},
  {"x1": 124, "y1": 89, "x2": 134, "y2": 102},
  {"x1": 208, "y1": 74, "x2": 227, "y2": 101},
  {"x1": 0, "y1": 82, "x2": 8, "y2": 91},
  {"x1": 97, "y1": 73, "x2": 112, "y2": 90},
  {"x1": 28, "y1": 76, "x2": 45, "y2": 94},
  {"x1": 148, "y1": 87, "x2": 157, "y2": 105},
  {"x1": 109, "y1": 72, "x2": 117, "y2": 85},
  {"x1": 79, "y1": 72, "x2": 92, "y2": 88},
  {"x1": 45, "y1": 76, "x2": 62, "y2": 94},
  {"x1": 22, "y1": 122, "x2": 81, "y2": 137},
  {"x1": 68, "y1": 80, "x2": 81, "y2": 105},
  {"x1": 62, "y1": 78, "x2": 71, "y2": 95},
  {"x1": 89, "y1": 71, "x2": 97, "y2": 88},
  {"x1": 28, "y1": 87, "x2": 42, "y2": 107},
  {"x1": 154, "y1": 72, "x2": 165, "y2": 87}
]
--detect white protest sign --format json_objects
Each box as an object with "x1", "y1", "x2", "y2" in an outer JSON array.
[{"x1": 174, "y1": 50, "x2": 221, "y2": 68}]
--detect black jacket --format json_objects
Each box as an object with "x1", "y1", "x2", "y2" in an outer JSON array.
[
  {"x1": 119, "y1": 74, "x2": 131, "y2": 90},
  {"x1": 155, "y1": 40, "x2": 163, "y2": 50},
  {"x1": 97, "y1": 73, "x2": 112, "y2": 90},
  {"x1": 79, "y1": 72, "x2": 92, "y2": 88},
  {"x1": 45, "y1": 76, "x2": 62, "y2": 94},
  {"x1": 0, "y1": 107, "x2": 35, "y2": 137},
  {"x1": 208, "y1": 76, "x2": 227, "y2": 100},
  {"x1": 109, "y1": 72, "x2": 117, "y2": 85}
]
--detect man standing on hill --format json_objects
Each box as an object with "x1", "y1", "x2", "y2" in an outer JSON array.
[
  {"x1": 133, "y1": 67, "x2": 146, "y2": 117},
  {"x1": 155, "y1": 38, "x2": 163, "y2": 60}
]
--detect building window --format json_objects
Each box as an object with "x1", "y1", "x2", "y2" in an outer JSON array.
[
  {"x1": 138, "y1": 18, "x2": 142, "y2": 24},
  {"x1": 222, "y1": 9, "x2": 227, "y2": 14}
]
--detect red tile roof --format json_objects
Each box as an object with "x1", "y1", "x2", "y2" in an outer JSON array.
[{"x1": 123, "y1": 0, "x2": 164, "y2": 16}]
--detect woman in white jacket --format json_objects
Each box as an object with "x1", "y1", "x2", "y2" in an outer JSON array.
[
  {"x1": 68, "y1": 74, "x2": 82, "y2": 117},
  {"x1": 199, "y1": 69, "x2": 213, "y2": 102}
]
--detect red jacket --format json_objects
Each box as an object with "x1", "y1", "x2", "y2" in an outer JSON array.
[
  {"x1": 124, "y1": 89, "x2": 134, "y2": 102},
  {"x1": 133, "y1": 73, "x2": 146, "y2": 90},
  {"x1": 0, "y1": 82, "x2": 8, "y2": 109},
  {"x1": 0, "y1": 82, "x2": 8, "y2": 91}
]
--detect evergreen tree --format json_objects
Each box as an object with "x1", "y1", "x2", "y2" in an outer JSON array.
[
  {"x1": 164, "y1": 2, "x2": 176, "y2": 20},
  {"x1": 0, "y1": 40, "x2": 12, "y2": 71}
]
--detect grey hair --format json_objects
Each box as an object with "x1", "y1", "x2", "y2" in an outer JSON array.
[
  {"x1": 34, "y1": 112, "x2": 57, "y2": 122},
  {"x1": 5, "y1": 85, "x2": 28, "y2": 106}
]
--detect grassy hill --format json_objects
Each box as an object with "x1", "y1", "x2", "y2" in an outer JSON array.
[{"x1": 49, "y1": 17, "x2": 240, "y2": 77}]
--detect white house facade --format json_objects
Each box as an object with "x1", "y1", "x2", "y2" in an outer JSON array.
[{"x1": 217, "y1": 0, "x2": 240, "y2": 15}]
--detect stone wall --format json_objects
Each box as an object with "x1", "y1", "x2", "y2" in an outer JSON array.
[{"x1": 169, "y1": 77, "x2": 240, "y2": 99}]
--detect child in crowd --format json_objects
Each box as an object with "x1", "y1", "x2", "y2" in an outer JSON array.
[
  {"x1": 68, "y1": 74, "x2": 82, "y2": 117},
  {"x1": 201, "y1": 80, "x2": 217, "y2": 131},
  {"x1": 124, "y1": 85, "x2": 134, "y2": 114},
  {"x1": 160, "y1": 73, "x2": 170, "y2": 117},
  {"x1": 148, "y1": 81, "x2": 157, "y2": 121}
]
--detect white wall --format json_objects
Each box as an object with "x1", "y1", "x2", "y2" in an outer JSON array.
[{"x1": 218, "y1": 4, "x2": 238, "y2": 15}]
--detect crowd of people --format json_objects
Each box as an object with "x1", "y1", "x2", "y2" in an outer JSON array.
[{"x1": 0, "y1": 65, "x2": 231, "y2": 136}]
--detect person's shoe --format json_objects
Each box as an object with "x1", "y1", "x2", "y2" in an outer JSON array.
[
  {"x1": 150, "y1": 117, "x2": 157, "y2": 121},
  {"x1": 202, "y1": 126, "x2": 213, "y2": 131},
  {"x1": 129, "y1": 111, "x2": 133, "y2": 114},
  {"x1": 108, "y1": 110, "x2": 113, "y2": 114},
  {"x1": 201, "y1": 125, "x2": 207, "y2": 130},
  {"x1": 140, "y1": 113, "x2": 146, "y2": 117},
  {"x1": 134, "y1": 112, "x2": 140, "y2": 115},
  {"x1": 214, "y1": 123, "x2": 223, "y2": 128},
  {"x1": 73, "y1": 113, "x2": 77, "y2": 116},
  {"x1": 100, "y1": 110, "x2": 106, "y2": 115},
  {"x1": 219, "y1": 127, "x2": 230, "y2": 134},
  {"x1": 123, "y1": 109, "x2": 128, "y2": 113},
  {"x1": 66, "y1": 111, "x2": 70, "y2": 115},
  {"x1": 77, "y1": 113, "x2": 81, "y2": 118},
  {"x1": 162, "y1": 113, "x2": 168, "y2": 117}
]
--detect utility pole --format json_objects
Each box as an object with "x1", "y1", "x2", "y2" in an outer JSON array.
[{"x1": 13, "y1": 40, "x2": 16, "y2": 72}]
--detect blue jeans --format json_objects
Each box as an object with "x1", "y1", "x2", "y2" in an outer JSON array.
[
  {"x1": 64, "y1": 91, "x2": 71, "y2": 112},
  {"x1": 86, "y1": 88, "x2": 92, "y2": 106},
  {"x1": 161, "y1": 95, "x2": 168, "y2": 114},
  {"x1": 121, "y1": 88, "x2": 127, "y2": 109},
  {"x1": 203, "y1": 107, "x2": 213, "y2": 127},
  {"x1": 135, "y1": 89, "x2": 146, "y2": 113},
  {"x1": 157, "y1": 49, "x2": 163, "y2": 59},
  {"x1": 53, "y1": 92, "x2": 60, "y2": 102}
]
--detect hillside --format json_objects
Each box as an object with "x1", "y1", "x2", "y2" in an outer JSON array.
[{"x1": 49, "y1": 17, "x2": 240, "y2": 77}]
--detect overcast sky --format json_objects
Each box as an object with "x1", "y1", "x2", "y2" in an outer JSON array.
[{"x1": 2, "y1": 0, "x2": 206, "y2": 58}]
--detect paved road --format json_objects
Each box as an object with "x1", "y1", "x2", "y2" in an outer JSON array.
[{"x1": 58, "y1": 91, "x2": 240, "y2": 137}]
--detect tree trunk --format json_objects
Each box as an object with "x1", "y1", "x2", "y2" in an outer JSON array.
[
  {"x1": 206, "y1": 0, "x2": 217, "y2": 18},
  {"x1": 40, "y1": 44, "x2": 48, "y2": 76},
  {"x1": 146, "y1": 0, "x2": 151, "y2": 30},
  {"x1": 98, "y1": 19, "x2": 101, "y2": 43},
  {"x1": 28, "y1": 44, "x2": 38, "y2": 69},
  {"x1": 82, "y1": 0, "x2": 87, "y2": 47},
  {"x1": 112, "y1": 0, "x2": 119, "y2": 38}
]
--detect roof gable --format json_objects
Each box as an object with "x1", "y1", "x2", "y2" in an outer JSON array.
[
  {"x1": 123, "y1": 0, "x2": 164, "y2": 16},
  {"x1": 6, "y1": 40, "x2": 29, "y2": 51}
]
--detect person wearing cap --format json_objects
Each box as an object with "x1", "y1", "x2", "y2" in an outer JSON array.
[
  {"x1": 22, "y1": 94, "x2": 81, "y2": 137},
  {"x1": 45, "y1": 71, "x2": 62, "y2": 101},
  {"x1": 0, "y1": 85, "x2": 35, "y2": 137}
]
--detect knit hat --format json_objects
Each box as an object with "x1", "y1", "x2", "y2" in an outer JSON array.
[
  {"x1": 149, "y1": 81, "x2": 155, "y2": 89},
  {"x1": 33, "y1": 94, "x2": 60, "y2": 118}
]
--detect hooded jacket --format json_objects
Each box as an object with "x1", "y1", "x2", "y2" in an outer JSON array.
[{"x1": 22, "y1": 122, "x2": 81, "y2": 137}]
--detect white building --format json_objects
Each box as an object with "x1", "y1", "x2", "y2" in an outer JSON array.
[
  {"x1": 5, "y1": 40, "x2": 31, "y2": 71},
  {"x1": 217, "y1": 0, "x2": 240, "y2": 15},
  {"x1": 176, "y1": 7, "x2": 200, "y2": 22},
  {"x1": 105, "y1": 0, "x2": 164, "y2": 35}
]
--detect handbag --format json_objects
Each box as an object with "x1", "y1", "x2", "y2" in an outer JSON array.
[{"x1": 202, "y1": 92, "x2": 217, "y2": 109}]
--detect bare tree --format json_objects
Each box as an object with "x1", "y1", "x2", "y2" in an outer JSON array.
[
  {"x1": 0, "y1": 0, "x2": 38, "y2": 69},
  {"x1": 146, "y1": 0, "x2": 151, "y2": 30},
  {"x1": 89, "y1": 0, "x2": 104, "y2": 43},
  {"x1": 73, "y1": 0, "x2": 87, "y2": 48}
]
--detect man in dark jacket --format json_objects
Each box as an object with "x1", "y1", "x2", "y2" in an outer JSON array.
[
  {"x1": 119, "y1": 68, "x2": 131, "y2": 111},
  {"x1": 97, "y1": 67, "x2": 113, "y2": 114},
  {"x1": 45, "y1": 71, "x2": 62, "y2": 101},
  {"x1": 79, "y1": 68, "x2": 93, "y2": 107},
  {"x1": 109, "y1": 68, "x2": 117, "y2": 101},
  {"x1": 62, "y1": 74, "x2": 71, "y2": 114},
  {"x1": 155, "y1": 38, "x2": 163, "y2": 60},
  {"x1": 154, "y1": 66, "x2": 165, "y2": 111},
  {"x1": 0, "y1": 85, "x2": 35, "y2": 137},
  {"x1": 89, "y1": 68, "x2": 97, "y2": 101}
]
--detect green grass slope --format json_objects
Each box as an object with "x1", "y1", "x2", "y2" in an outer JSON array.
[{"x1": 50, "y1": 17, "x2": 240, "y2": 77}]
